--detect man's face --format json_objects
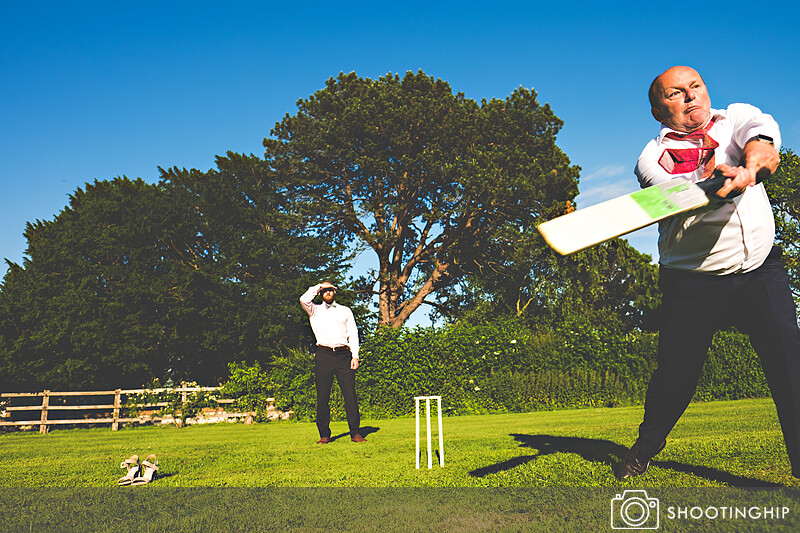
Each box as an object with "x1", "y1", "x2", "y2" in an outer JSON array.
[
  {"x1": 651, "y1": 67, "x2": 711, "y2": 132},
  {"x1": 320, "y1": 288, "x2": 336, "y2": 304}
]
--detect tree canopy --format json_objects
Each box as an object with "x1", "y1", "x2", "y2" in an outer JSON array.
[
  {"x1": 0, "y1": 156, "x2": 349, "y2": 391},
  {"x1": 0, "y1": 178, "x2": 184, "y2": 389},
  {"x1": 452, "y1": 236, "x2": 661, "y2": 335},
  {"x1": 766, "y1": 147, "x2": 800, "y2": 306},
  {"x1": 265, "y1": 70, "x2": 579, "y2": 327}
]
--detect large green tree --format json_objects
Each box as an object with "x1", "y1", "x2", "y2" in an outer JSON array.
[
  {"x1": 0, "y1": 178, "x2": 190, "y2": 389},
  {"x1": 264, "y1": 70, "x2": 579, "y2": 327},
  {"x1": 0, "y1": 156, "x2": 348, "y2": 391},
  {"x1": 158, "y1": 152, "x2": 356, "y2": 355},
  {"x1": 452, "y1": 236, "x2": 660, "y2": 334},
  {"x1": 766, "y1": 147, "x2": 800, "y2": 307}
]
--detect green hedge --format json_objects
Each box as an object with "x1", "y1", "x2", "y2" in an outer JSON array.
[
  {"x1": 354, "y1": 321, "x2": 658, "y2": 417},
  {"x1": 222, "y1": 322, "x2": 772, "y2": 422},
  {"x1": 695, "y1": 330, "x2": 770, "y2": 401}
]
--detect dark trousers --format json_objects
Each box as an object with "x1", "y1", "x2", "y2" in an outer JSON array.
[
  {"x1": 638, "y1": 246, "x2": 800, "y2": 475},
  {"x1": 314, "y1": 346, "x2": 360, "y2": 438}
]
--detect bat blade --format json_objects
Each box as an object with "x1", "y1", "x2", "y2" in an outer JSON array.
[{"x1": 537, "y1": 176, "x2": 710, "y2": 255}]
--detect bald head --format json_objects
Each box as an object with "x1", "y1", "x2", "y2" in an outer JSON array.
[
  {"x1": 648, "y1": 67, "x2": 704, "y2": 106},
  {"x1": 648, "y1": 66, "x2": 711, "y2": 132}
]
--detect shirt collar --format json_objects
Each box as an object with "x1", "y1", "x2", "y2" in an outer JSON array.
[{"x1": 657, "y1": 109, "x2": 725, "y2": 143}]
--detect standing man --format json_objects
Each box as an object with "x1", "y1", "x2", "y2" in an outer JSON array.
[
  {"x1": 300, "y1": 281, "x2": 366, "y2": 444},
  {"x1": 615, "y1": 66, "x2": 800, "y2": 479}
]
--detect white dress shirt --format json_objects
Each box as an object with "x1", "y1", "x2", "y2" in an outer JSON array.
[
  {"x1": 300, "y1": 285, "x2": 360, "y2": 358},
  {"x1": 635, "y1": 104, "x2": 781, "y2": 274}
]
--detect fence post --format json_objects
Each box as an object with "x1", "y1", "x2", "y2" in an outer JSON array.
[
  {"x1": 112, "y1": 389, "x2": 121, "y2": 431},
  {"x1": 39, "y1": 390, "x2": 50, "y2": 434},
  {"x1": 180, "y1": 381, "x2": 188, "y2": 427}
]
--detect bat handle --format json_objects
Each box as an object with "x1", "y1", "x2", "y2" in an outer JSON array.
[{"x1": 696, "y1": 167, "x2": 770, "y2": 197}]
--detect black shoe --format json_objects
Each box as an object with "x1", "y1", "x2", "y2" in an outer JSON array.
[{"x1": 615, "y1": 439, "x2": 666, "y2": 480}]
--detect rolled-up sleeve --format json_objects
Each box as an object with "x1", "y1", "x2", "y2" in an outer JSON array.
[
  {"x1": 345, "y1": 308, "x2": 360, "y2": 359},
  {"x1": 727, "y1": 103, "x2": 781, "y2": 152},
  {"x1": 635, "y1": 138, "x2": 670, "y2": 188},
  {"x1": 300, "y1": 285, "x2": 319, "y2": 316}
]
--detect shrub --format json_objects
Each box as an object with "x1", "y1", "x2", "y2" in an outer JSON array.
[
  {"x1": 218, "y1": 323, "x2": 773, "y2": 421},
  {"x1": 355, "y1": 321, "x2": 659, "y2": 417},
  {"x1": 481, "y1": 367, "x2": 648, "y2": 412},
  {"x1": 266, "y1": 347, "x2": 318, "y2": 421},
  {"x1": 220, "y1": 361, "x2": 275, "y2": 422},
  {"x1": 124, "y1": 379, "x2": 217, "y2": 428},
  {"x1": 694, "y1": 329, "x2": 769, "y2": 401}
]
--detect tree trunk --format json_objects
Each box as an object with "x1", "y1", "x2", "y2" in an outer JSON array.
[{"x1": 377, "y1": 261, "x2": 448, "y2": 328}]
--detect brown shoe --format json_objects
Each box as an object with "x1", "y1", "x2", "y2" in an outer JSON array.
[
  {"x1": 351, "y1": 434, "x2": 366, "y2": 443},
  {"x1": 614, "y1": 439, "x2": 666, "y2": 480},
  {"x1": 316, "y1": 437, "x2": 331, "y2": 444}
]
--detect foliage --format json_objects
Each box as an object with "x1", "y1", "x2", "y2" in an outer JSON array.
[
  {"x1": 220, "y1": 320, "x2": 768, "y2": 421},
  {"x1": 765, "y1": 147, "x2": 800, "y2": 308},
  {"x1": 354, "y1": 320, "x2": 659, "y2": 418},
  {"x1": 481, "y1": 368, "x2": 638, "y2": 412},
  {"x1": 0, "y1": 156, "x2": 348, "y2": 390},
  {"x1": 0, "y1": 178, "x2": 189, "y2": 390},
  {"x1": 694, "y1": 329, "x2": 770, "y2": 401},
  {"x1": 454, "y1": 237, "x2": 660, "y2": 334},
  {"x1": 124, "y1": 379, "x2": 217, "y2": 428},
  {"x1": 219, "y1": 360, "x2": 274, "y2": 421},
  {"x1": 265, "y1": 70, "x2": 580, "y2": 327},
  {"x1": 551, "y1": 240, "x2": 661, "y2": 332},
  {"x1": 267, "y1": 347, "x2": 319, "y2": 421},
  {"x1": 2, "y1": 75, "x2": 795, "y2": 396},
  {"x1": 158, "y1": 153, "x2": 358, "y2": 356}
]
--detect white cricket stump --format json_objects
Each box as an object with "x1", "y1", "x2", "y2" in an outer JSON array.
[{"x1": 414, "y1": 395, "x2": 444, "y2": 469}]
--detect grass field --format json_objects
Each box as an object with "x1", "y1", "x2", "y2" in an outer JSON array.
[
  {"x1": 2, "y1": 397, "x2": 798, "y2": 488},
  {"x1": 3, "y1": 398, "x2": 800, "y2": 531}
]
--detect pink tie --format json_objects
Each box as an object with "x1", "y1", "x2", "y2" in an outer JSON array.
[{"x1": 658, "y1": 118, "x2": 718, "y2": 178}]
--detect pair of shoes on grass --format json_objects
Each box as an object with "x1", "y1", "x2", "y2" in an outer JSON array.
[{"x1": 117, "y1": 454, "x2": 159, "y2": 486}]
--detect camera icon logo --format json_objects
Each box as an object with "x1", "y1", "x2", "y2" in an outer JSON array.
[{"x1": 611, "y1": 490, "x2": 660, "y2": 529}]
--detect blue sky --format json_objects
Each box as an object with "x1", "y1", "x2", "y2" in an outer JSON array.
[{"x1": 3, "y1": 1, "x2": 799, "y2": 295}]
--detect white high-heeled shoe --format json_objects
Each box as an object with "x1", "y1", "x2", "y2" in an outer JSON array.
[
  {"x1": 132, "y1": 454, "x2": 159, "y2": 485},
  {"x1": 117, "y1": 455, "x2": 139, "y2": 486}
]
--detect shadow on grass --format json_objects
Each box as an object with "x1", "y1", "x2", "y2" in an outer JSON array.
[
  {"x1": 329, "y1": 425, "x2": 380, "y2": 442},
  {"x1": 468, "y1": 434, "x2": 782, "y2": 487}
]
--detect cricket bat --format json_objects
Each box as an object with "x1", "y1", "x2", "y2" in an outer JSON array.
[{"x1": 537, "y1": 170, "x2": 754, "y2": 255}]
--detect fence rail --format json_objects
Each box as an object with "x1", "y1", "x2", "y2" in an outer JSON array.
[{"x1": 0, "y1": 384, "x2": 262, "y2": 433}]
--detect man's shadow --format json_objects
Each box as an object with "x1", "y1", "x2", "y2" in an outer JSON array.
[
  {"x1": 330, "y1": 426, "x2": 380, "y2": 442},
  {"x1": 469, "y1": 434, "x2": 782, "y2": 487}
]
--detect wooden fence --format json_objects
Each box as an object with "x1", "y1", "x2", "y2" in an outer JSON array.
[{"x1": 0, "y1": 384, "x2": 271, "y2": 434}]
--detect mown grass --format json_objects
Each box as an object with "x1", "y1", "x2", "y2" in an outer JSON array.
[
  {"x1": 1, "y1": 397, "x2": 797, "y2": 488},
  {"x1": 3, "y1": 398, "x2": 800, "y2": 532}
]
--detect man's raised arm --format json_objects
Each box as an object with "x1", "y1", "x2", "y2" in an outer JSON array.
[{"x1": 300, "y1": 284, "x2": 321, "y2": 316}]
